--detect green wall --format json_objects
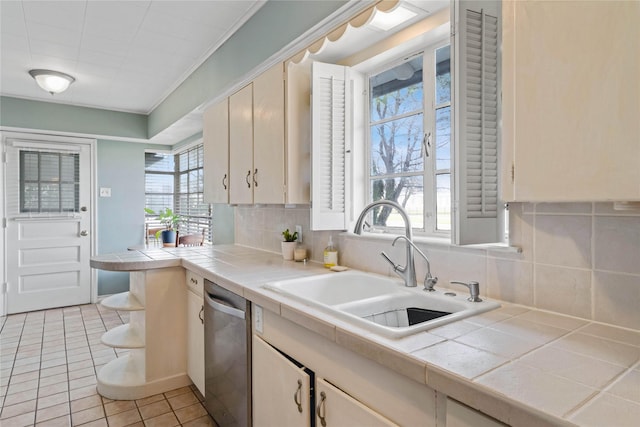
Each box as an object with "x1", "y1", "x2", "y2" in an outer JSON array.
[{"x1": 96, "y1": 140, "x2": 147, "y2": 295}]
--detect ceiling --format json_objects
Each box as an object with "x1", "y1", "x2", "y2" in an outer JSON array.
[
  {"x1": 0, "y1": 0, "x2": 447, "y2": 146},
  {"x1": 0, "y1": 0, "x2": 264, "y2": 143}
]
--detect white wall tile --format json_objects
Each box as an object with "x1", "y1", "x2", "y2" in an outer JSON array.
[
  {"x1": 594, "y1": 216, "x2": 640, "y2": 275},
  {"x1": 487, "y1": 259, "x2": 534, "y2": 306},
  {"x1": 593, "y1": 271, "x2": 640, "y2": 330},
  {"x1": 535, "y1": 214, "x2": 592, "y2": 269},
  {"x1": 535, "y1": 265, "x2": 592, "y2": 319}
]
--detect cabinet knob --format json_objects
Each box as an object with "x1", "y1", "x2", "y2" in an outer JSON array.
[{"x1": 245, "y1": 170, "x2": 251, "y2": 188}]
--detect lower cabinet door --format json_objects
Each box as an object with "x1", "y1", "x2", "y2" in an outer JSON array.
[
  {"x1": 252, "y1": 335, "x2": 312, "y2": 427},
  {"x1": 315, "y1": 378, "x2": 398, "y2": 427},
  {"x1": 187, "y1": 289, "x2": 205, "y2": 395}
]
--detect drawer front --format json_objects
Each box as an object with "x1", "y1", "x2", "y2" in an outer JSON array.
[{"x1": 186, "y1": 270, "x2": 204, "y2": 297}]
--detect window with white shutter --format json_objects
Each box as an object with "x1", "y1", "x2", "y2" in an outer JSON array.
[
  {"x1": 311, "y1": 61, "x2": 351, "y2": 231},
  {"x1": 452, "y1": 0, "x2": 504, "y2": 245}
]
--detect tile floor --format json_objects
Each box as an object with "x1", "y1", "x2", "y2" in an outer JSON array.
[{"x1": 0, "y1": 304, "x2": 217, "y2": 427}]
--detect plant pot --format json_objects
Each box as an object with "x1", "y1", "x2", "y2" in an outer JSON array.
[
  {"x1": 161, "y1": 230, "x2": 177, "y2": 247},
  {"x1": 281, "y1": 241, "x2": 297, "y2": 260}
]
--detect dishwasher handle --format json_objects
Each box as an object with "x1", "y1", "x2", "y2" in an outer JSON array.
[{"x1": 205, "y1": 293, "x2": 246, "y2": 320}]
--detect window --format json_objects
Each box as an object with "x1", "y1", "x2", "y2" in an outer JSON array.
[
  {"x1": 20, "y1": 151, "x2": 79, "y2": 213},
  {"x1": 145, "y1": 144, "x2": 212, "y2": 242},
  {"x1": 367, "y1": 43, "x2": 451, "y2": 235}
]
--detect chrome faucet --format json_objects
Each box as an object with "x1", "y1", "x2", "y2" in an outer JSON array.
[
  {"x1": 353, "y1": 200, "x2": 416, "y2": 287},
  {"x1": 390, "y1": 236, "x2": 438, "y2": 292}
]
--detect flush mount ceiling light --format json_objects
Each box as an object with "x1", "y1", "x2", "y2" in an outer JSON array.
[
  {"x1": 368, "y1": 5, "x2": 418, "y2": 31},
  {"x1": 28, "y1": 69, "x2": 76, "y2": 95}
]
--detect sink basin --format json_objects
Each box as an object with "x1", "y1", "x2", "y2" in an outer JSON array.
[
  {"x1": 264, "y1": 270, "x2": 500, "y2": 338},
  {"x1": 264, "y1": 271, "x2": 402, "y2": 305}
]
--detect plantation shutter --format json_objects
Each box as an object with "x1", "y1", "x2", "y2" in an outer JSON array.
[
  {"x1": 311, "y1": 61, "x2": 351, "y2": 231},
  {"x1": 452, "y1": 0, "x2": 503, "y2": 245}
]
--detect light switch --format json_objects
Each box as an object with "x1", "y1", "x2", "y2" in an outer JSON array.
[{"x1": 100, "y1": 187, "x2": 111, "y2": 197}]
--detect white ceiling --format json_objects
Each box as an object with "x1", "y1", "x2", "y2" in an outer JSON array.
[{"x1": 0, "y1": 0, "x2": 264, "y2": 116}]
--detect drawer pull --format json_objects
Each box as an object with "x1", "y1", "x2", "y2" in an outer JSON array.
[
  {"x1": 293, "y1": 379, "x2": 303, "y2": 413},
  {"x1": 198, "y1": 305, "x2": 204, "y2": 324},
  {"x1": 316, "y1": 391, "x2": 327, "y2": 426}
]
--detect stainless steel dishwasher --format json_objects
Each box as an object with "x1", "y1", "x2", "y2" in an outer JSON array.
[{"x1": 204, "y1": 280, "x2": 251, "y2": 427}]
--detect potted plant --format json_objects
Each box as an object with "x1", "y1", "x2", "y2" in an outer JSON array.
[
  {"x1": 145, "y1": 207, "x2": 182, "y2": 247},
  {"x1": 281, "y1": 228, "x2": 298, "y2": 260}
]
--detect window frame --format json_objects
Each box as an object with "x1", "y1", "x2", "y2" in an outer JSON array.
[
  {"x1": 364, "y1": 38, "x2": 451, "y2": 238},
  {"x1": 144, "y1": 143, "x2": 212, "y2": 243}
]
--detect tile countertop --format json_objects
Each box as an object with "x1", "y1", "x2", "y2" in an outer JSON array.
[{"x1": 91, "y1": 245, "x2": 640, "y2": 427}]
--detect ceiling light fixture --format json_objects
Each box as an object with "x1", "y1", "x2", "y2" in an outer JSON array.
[
  {"x1": 368, "y1": 5, "x2": 418, "y2": 31},
  {"x1": 28, "y1": 69, "x2": 76, "y2": 95}
]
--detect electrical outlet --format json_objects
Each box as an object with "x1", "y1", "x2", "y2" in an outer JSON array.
[
  {"x1": 295, "y1": 225, "x2": 302, "y2": 243},
  {"x1": 254, "y1": 305, "x2": 263, "y2": 334}
]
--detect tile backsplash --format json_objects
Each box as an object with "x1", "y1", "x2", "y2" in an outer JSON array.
[{"x1": 234, "y1": 203, "x2": 640, "y2": 331}]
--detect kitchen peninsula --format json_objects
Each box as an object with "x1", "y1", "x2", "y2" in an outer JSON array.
[{"x1": 91, "y1": 245, "x2": 639, "y2": 427}]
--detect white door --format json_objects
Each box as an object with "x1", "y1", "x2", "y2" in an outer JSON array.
[{"x1": 4, "y1": 135, "x2": 93, "y2": 314}]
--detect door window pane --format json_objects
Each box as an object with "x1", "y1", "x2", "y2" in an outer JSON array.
[{"x1": 19, "y1": 151, "x2": 79, "y2": 213}]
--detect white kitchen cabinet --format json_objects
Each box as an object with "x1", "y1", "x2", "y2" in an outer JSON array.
[
  {"x1": 203, "y1": 98, "x2": 229, "y2": 203},
  {"x1": 229, "y1": 83, "x2": 254, "y2": 204},
  {"x1": 186, "y1": 270, "x2": 205, "y2": 395},
  {"x1": 446, "y1": 398, "x2": 505, "y2": 427},
  {"x1": 252, "y1": 334, "x2": 398, "y2": 427},
  {"x1": 253, "y1": 63, "x2": 285, "y2": 204},
  {"x1": 501, "y1": 0, "x2": 640, "y2": 202},
  {"x1": 229, "y1": 63, "x2": 286, "y2": 205},
  {"x1": 315, "y1": 377, "x2": 398, "y2": 427},
  {"x1": 252, "y1": 335, "x2": 312, "y2": 426}
]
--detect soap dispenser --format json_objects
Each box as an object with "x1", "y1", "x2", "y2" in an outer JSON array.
[{"x1": 323, "y1": 235, "x2": 338, "y2": 268}]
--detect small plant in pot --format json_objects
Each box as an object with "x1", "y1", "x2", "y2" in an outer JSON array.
[
  {"x1": 145, "y1": 207, "x2": 182, "y2": 247},
  {"x1": 281, "y1": 228, "x2": 298, "y2": 260}
]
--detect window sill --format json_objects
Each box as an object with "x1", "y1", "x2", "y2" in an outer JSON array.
[{"x1": 340, "y1": 231, "x2": 522, "y2": 253}]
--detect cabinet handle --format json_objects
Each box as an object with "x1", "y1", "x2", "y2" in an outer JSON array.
[
  {"x1": 190, "y1": 277, "x2": 198, "y2": 285},
  {"x1": 198, "y1": 305, "x2": 204, "y2": 324},
  {"x1": 245, "y1": 170, "x2": 251, "y2": 188},
  {"x1": 293, "y1": 379, "x2": 303, "y2": 413},
  {"x1": 222, "y1": 173, "x2": 227, "y2": 190},
  {"x1": 253, "y1": 168, "x2": 258, "y2": 187},
  {"x1": 316, "y1": 391, "x2": 327, "y2": 426}
]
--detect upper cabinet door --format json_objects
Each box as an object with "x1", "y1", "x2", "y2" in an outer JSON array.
[
  {"x1": 203, "y1": 99, "x2": 229, "y2": 204},
  {"x1": 229, "y1": 84, "x2": 254, "y2": 205},
  {"x1": 502, "y1": 0, "x2": 640, "y2": 202},
  {"x1": 253, "y1": 63, "x2": 286, "y2": 204}
]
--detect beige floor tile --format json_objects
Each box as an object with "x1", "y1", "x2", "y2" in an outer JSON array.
[
  {"x1": 39, "y1": 365, "x2": 68, "y2": 379},
  {"x1": 4, "y1": 388, "x2": 39, "y2": 406},
  {"x1": 39, "y1": 373, "x2": 69, "y2": 388},
  {"x1": 35, "y1": 414, "x2": 71, "y2": 427},
  {"x1": 70, "y1": 394, "x2": 103, "y2": 413},
  {"x1": 71, "y1": 404, "x2": 105, "y2": 426},
  {"x1": 174, "y1": 403, "x2": 207, "y2": 424},
  {"x1": 138, "y1": 400, "x2": 171, "y2": 420},
  {"x1": 69, "y1": 375, "x2": 96, "y2": 390},
  {"x1": 0, "y1": 410, "x2": 36, "y2": 427},
  {"x1": 0, "y1": 398, "x2": 37, "y2": 420},
  {"x1": 182, "y1": 415, "x2": 216, "y2": 427},
  {"x1": 73, "y1": 417, "x2": 107, "y2": 427},
  {"x1": 106, "y1": 408, "x2": 142, "y2": 427},
  {"x1": 68, "y1": 367, "x2": 95, "y2": 381},
  {"x1": 67, "y1": 359, "x2": 94, "y2": 372},
  {"x1": 8, "y1": 370, "x2": 39, "y2": 385},
  {"x1": 38, "y1": 391, "x2": 70, "y2": 410},
  {"x1": 163, "y1": 386, "x2": 191, "y2": 398},
  {"x1": 36, "y1": 402, "x2": 70, "y2": 423},
  {"x1": 12, "y1": 362, "x2": 41, "y2": 375},
  {"x1": 7, "y1": 378, "x2": 38, "y2": 394},
  {"x1": 104, "y1": 400, "x2": 137, "y2": 417},
  {"x1": 38, "y1": 382, "x2": 69, "y2": 398},
  {"x1": 143, "y1": 411, "x2": 179, "y2": 427},
  {"x1": 135, "y1": 394, "x2": 165, "y2": 408},
  {"x1": 69, "y1": 385, "x2": 98, "y2": 401},
  {"x1": 167, "y1": 391, "x2": 198, "y2": 410}
]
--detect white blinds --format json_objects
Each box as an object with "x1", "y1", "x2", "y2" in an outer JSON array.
[
  {"x1": 464, "y1": 9, "x2": 499, "y2": 218},
  {"x1": 453, "y1": 0, "x2": 503, "y2": 245},
  {"x1": 311, "y1": 61, "x2": 351, "y2": 231}
]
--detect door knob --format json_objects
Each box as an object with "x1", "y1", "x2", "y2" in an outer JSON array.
[{"x1": 80, "y1": 230, "x2": 88, "y2": 237}]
